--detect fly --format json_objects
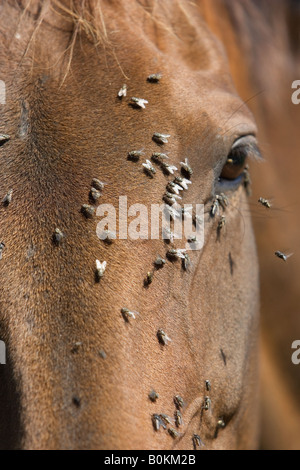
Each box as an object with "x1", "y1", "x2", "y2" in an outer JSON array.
[
  {"x1": 161, "y1": 162, "x2": 178, "y2": 175},
  {"x1": 0, "y1": 134, "x2": 10, "y2": 145},
  {"x1": 121, "y1": 308, "x2": 139, "y2": 321},
  {"x1": 166, "y1": 182, "x2": 183, "y2": 195},
  {"x1": 128, "y1": 150, "x2": 144, "y2": 162},
  {"x1": 147, "y1": 73, "x2": 162, "y2": 83},
  {"x1": 180, "y1": 158, "x2": 193, "y2": 177},
  {"x1": 174, "y1": 176, "x2": 192, "y2": 190},
  {"x1": 275, "y1": 251, "x2": 293, "y2": 262},
  {"x1": 142, "y1": 160, "x2": 156, "y2": 178},
  {"x1": 129, "y1": 97, "x2": 148, "y2": 109},
  {"x1": 0, "y1": 242, "x2": 5, "y2": 260},
  {"x1": 95, "y1": 260, "x2": 107, "y2": 281},
  {"x1": 151, "y1": 152, "x2": 169, "y2": 163},
  {"x1": 258, "y1": 197, "x2": 271, "y2": 209},
  {"x1": 117, "y1": 84, "x2": 127, "y2": 99},
  {"x1": 152, "y1": 133, "x2": 171, "y2": 145},
  {"x1": 157, "y1": 329, "x2": 172, "y2": 345},
  {"x1": 2, "y1": 189, "x2": 13, "y2": 206}
]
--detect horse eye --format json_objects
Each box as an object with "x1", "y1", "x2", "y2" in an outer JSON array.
[{"x1": 221, "y1": 135, "x2": 261, "y2": 181}]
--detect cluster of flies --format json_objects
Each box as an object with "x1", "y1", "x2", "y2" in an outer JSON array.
[
  {"x1": 0, "y1": 71, "x2": 293, "y2": 449},
  {"x1": 151, "y1": 394, "x2": 185, "y2": 441},
  {"x1": 80, "y1": 178, "x2": 108, "y2": 281},
  {"x1": 0, "y1": 135, "x2": 12, "y2": 258},
  {"x1": 125, "y1": 88, "x2": 195, "y2": 277},
  {"x1": 119, "y1": 75, "x2": 208, "y2": 446}
]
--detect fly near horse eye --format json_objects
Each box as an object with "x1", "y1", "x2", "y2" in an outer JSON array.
[
  {"x1": 258, "y1": 197, "x2": 271, "y2": 209},
  {"x1": 217, "y1": 193, "x2": 229, "y2": 208},
  {"x1": 205, "y1": 380, "x2": 211, "y2": 392},
  {"x1": 275, "y1": 251, "x2": 293, "y2": 262},
  {"x1": 218, "y1": 216, "x2": 226, "y2": 232},
  {"x1": 243, "y1": 165, "x2": 252, "y2": 196},
  {"x1": 210, "y1": 198, "x2": 220, "y2": 218},
  {"x1": 193, "y1": 434, "x2": 205, "y2": 448},
  {"x1": 217, "y1": 418, "x2": 226, "y2": 429},
  {"x1": 203, "y1": 396, "x2": 211, "y2": 411}
]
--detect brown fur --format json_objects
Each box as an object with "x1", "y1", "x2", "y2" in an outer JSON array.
[{"x1": 0, "y1": 0, "x2": 297, "y2": 449}]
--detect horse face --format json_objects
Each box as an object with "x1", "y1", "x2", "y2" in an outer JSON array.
[{"x1": 0, "y1": 1, "x2": 259, "y2": 449}]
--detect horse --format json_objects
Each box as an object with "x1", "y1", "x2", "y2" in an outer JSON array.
[{"x1": 0, "y1": 0, "x2": 298, "y2": 450}]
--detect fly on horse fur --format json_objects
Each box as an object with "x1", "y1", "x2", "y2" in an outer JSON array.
[
  {"x1": 152, "y1": 133, "x2": 171, "y2": 145},
  {"x1": 2, "y1": 189, "x2": 13, "y2": 206},
  {"x1": 0, "y1": 134, "x2": 10, "y2": 145},
  {"x1": 128, "y1": 150, "x2": 144, "y2": 161},
  {"x1": 117, "y1": 84, "x2": 127, "y2": 99},
  {"x1": 52, "y1": 228, "x2": 64, "y2": 246},
  {"x1": 147, "y1": 73, "x2": 162, "y2": 83},
  {"x1": 0, "y1": 0, "x2": 299, "y2": 452},
  {"x1": 129, "y1": 97, "x2": 149, "y2": 109},
  {"x1": 0, "y1": 241, "x2": 5, "y2": 260}
]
